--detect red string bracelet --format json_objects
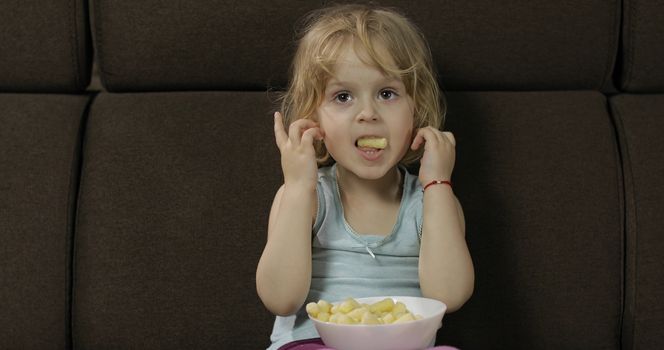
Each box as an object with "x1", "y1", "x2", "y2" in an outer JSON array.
[{"x1": 423, "y1": 180, "x2": 452, "y2": 191}]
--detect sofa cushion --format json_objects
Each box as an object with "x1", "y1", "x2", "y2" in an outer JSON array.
[
  {"x1": 436, "y1": 91, "x2": 623, "y2": 349},
  {"x1": 73, "y1": 92, "x2": 280, "y2": 349},
  {"x1": 387, "y1": 0, "x2": 620, "y2": 91},
  {"x1": 92, "y1": 0, "x2": 619, "y2": 92},
  {"x1": 92, "y1": 0, "x2": 319, "y2": 92},
  {"x1": 0, "y1": 94, "x2": 90, "y2": 349},
  {"x1": 620, "y1": 0, "x2": 664, "y2": 92},
  {"x1": 610, "y1": 95, "x2": 664, "y2": 350},
  {"x1": 0, "y1": 0, "x2": 92, "y2": 92}
]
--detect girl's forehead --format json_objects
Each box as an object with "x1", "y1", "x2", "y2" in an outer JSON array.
[{"x1": 326, "y1": 41, "x2": 399, "y2": 80}]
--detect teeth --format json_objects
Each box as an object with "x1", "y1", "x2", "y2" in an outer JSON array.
[{"x1": 357, "y1": 137, "x2": 387, "y2": 149}]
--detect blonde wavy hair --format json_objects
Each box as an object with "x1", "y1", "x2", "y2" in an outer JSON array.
[{"x1": 279, "y1": 3, "x2": 445, "y2": 165}]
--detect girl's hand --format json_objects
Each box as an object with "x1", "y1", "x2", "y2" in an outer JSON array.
[
  {"x1": 411, "y1": 127, "x2": 456, "y2": 185},
  {"x1": 273, "y1": 112, "x2": 324, "y2": 189}
]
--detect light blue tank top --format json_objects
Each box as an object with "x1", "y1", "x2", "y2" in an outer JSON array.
[{"x1": 267, "y1": 164, "x2": 424, "y2": 349}]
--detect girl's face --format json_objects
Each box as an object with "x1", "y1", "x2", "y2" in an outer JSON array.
[{"x1": 316, "y1": 44, "x2": 415, "y2": 180}]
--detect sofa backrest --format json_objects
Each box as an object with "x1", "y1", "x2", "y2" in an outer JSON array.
[
  {"x1": 1, "y1": 0, "x2": 663, "y2": 349},
  {"x1": 0, "y1": 0, "x2": 91, "y2": 93},
  {"x1": 91, "y1": 0, "x2": 318, "y2": 92},
  {"x1": 91, "y1": 0, "x2": 621, "y2": 93},
  {"x1": 72, "y1": 91, "x2": 282, "y2": 349},
  {"x1": 0, "y1": 1, "x2": 92, "y2": 349},
  {"x1": 619, "y1": 0, "x2": 664, "y2": 92},
  {"x1": 612, "y1": 1, "x2": 664, "y2": 349},
  {"x1": 79, "y1": 1, "x2": 626, "y2": 349}
]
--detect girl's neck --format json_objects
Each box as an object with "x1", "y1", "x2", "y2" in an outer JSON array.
[{"x1": 336, "y1": 164, "x2": 403, "y2": 202}]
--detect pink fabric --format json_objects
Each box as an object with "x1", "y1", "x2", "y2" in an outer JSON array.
[
  {"x1": 278, "y1": 338, "x2": 459, "y2": 350},
  {"x1": 277, "y1": 338, "x2": 332, "y2": 350}
]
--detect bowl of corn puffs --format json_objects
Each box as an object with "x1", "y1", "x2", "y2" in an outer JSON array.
[{"x1": 306, "y1": 296, "x2": 446, "y2": 350}]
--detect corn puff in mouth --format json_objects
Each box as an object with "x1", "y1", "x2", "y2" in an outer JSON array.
[{"x1": 357, "y1": 137, "x2": 387, "y2": 149}]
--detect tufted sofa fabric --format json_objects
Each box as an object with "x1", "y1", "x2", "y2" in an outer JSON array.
[{"x1": 1, "y1": 1, "x2": 663, "y2": 349}]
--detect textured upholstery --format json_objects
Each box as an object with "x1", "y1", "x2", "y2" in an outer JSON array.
[
  {"x1": 1, "y1": 0, "x2": 663, "y2": 349},
  {"x1": 91, "y1": 0, "x2": 319, "y2": 92},
  {"x1": 610, "y1": 95, "x2": 664, "y2": 349},
  {"x1": 0, "y1": 94, "x2": 90, "y2": 349},
  {"x1": 92, "y1": 0, "x2": 620, "y2": 92},
  {"x1": 440, "y1": 91, "x2": 623, "y2": 348},
  {"x1": 0, "y1": 0, "x2": 92, "y2": 92},
  {"x1": 73, "y1": 92, "x2": 280, "y2": 349},
  {"x1": 390, "y1": 0, "x2": 620, "y2": 91},
  {"x1": 620, "y1": 0, "x2": 664, "y2": 92}
]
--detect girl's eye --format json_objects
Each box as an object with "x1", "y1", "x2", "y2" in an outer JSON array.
[
  {"x1": 379, "y1": 89, "x2": 398, "y2": 100},
  {"x1": 334, "y1": 92, "x2": 352, "y2": 103}
]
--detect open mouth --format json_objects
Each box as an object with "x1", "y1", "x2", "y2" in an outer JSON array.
[{"x1": 355, "y1": 136, "x2": 387, "y2": 161}]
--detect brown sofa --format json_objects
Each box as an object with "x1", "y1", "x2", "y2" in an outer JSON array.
[{"x1": 1, "y1": 0, "x2": 663, "y2": 349}]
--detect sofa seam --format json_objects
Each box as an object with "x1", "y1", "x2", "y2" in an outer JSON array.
[
  {"x1": 610, "y1": 97, "x2": 637, "y2": 350},
  {"x1": 92, "y1": 0, "x2": 111, "y2": 92},
  {"x1": 67, "y1": 92, "x2": 97, "y2": 350},
  {"x1": 600, "y1": 0, "x2": 620, "y2": 91},
  {"x1": 607, "y1": 96, "x2": 626, "y2": 349}
]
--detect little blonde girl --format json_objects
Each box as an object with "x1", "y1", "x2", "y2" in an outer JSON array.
[{"x1": 256, "y1": 4, "x2": 474, "y2": 349}]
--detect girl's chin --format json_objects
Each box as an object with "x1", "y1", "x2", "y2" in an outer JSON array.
[
  {"x1": 335, "y1": 161, "x2": 396, "y2": 181},
  {"x1": 330, "y1": 148, "x2": 407, "y2": 180}
]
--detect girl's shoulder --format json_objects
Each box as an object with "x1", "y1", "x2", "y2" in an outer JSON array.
[
  {"x1": 313, "y1": 165, "x2": 338, "y2": 233},
  {"x1": 317, "y1": 164, "x2": 336, "y2": 179},
  {"x1": 316, "y1": 165, "x2": 337, "y2": 193},
  {"x1": 400, "y1": 165, "x2": 423, "y2": 198}
]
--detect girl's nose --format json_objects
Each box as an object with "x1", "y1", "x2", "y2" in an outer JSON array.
[{"x1": 356, "y1": 100, "x2": 379, "y2": 122}]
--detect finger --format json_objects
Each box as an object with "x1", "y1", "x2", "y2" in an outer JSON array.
[
  {"x1": 442, "y1": 131, "x2": 456, "y2": 146},
  {"x1": 301, "y1": 127, "x2": 324, "y2": 147},
  {"x1": 421, "y1": 126, "x2": 444, "y2": 144},
  {"x1": 410, "y1": 129, "x2": 424, "y2": 150},
  {"x1": 411, "y1": 128, "x2": 438, "y2": 150},
  {"x1": 274, "y1": 112, "x2": 288, "y2": 149},
  {"x1": 288, "y1": 118, "x2": 319, "y2": 145},
  {"x1": 433, "y1": 127, "x2": 445, "y2": 143}
]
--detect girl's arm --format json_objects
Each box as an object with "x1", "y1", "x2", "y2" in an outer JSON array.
[
  {"x1": 419, "y1": 185, "x2": 474, "y2": 312},
  {"x1": 256, "y1": 112, "x2": 323, "y2": 316},
  {"x1": 256, "y1": 183, "x2": 316, "y2": 316},
  {"x1": 411, "y1": 127, "x2": 475, "y2": 312}
]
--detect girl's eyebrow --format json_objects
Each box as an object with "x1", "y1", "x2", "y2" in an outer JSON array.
[{"x1": 325, "y1": 81, "x2": 347, "y2": 89}]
